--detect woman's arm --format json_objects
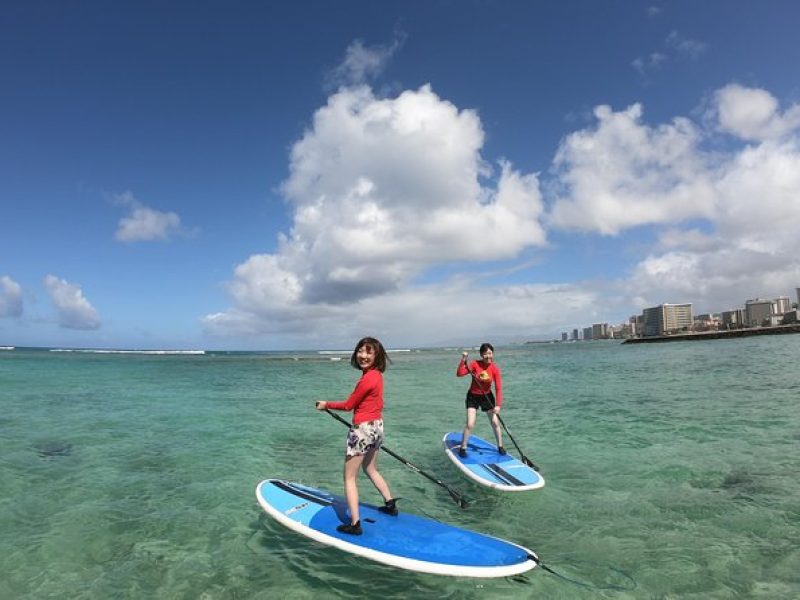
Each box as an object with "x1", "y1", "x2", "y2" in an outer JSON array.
[
  {"x1": 456, "y1": 352, "x2": 471, "y2": 377},
  {"x1": 492, "y1": 364, "x2": 503, "y2": 408},
  {"x1": 325, "y1": 371, "x2": 376, "y2": 411}
]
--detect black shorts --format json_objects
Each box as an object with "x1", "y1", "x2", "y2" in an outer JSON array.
[{"x1": 465, "y1": 392, "x2": 495, "y2": 412}]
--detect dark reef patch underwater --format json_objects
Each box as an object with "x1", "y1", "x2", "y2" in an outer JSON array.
[{"x1": 34, "y1": 440, "x2": 73, "y2": 458}]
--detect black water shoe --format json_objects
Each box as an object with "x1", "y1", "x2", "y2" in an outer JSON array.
[
  {"x1": 458, "y1": 447, "x2": 467, "y2": 458},
  {"x1": 498, "y1": 446, "x2": 507, "y2": 455},
  {"x1": 378, "y1": 498, "x2": 399, "y2": 516},
  {"x1": 336, "y1": 521, "x2": 362, "y2": 535}
]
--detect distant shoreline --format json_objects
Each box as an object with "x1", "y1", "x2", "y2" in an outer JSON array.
[{"x1": 622, "y1": 323, "x2": 800, "y2": 344}]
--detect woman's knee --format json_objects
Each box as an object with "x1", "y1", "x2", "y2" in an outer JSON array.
[
  {"x1": 361, "y1": 457, "x2": 376, "y2": 474},
  {"x1": 344, "y1": 455, "x2": 362, "y2": 476},
  {"x1": 363, "y1": 465, "x2": 381, "y2": 480},
  {"x1": 466, "y1": 412, "x2": 476, "y2": 427}
]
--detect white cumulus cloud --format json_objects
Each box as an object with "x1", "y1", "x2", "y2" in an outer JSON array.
[
  {"x1": 44, "y1": 275, "x2": 101, "y2": 330},
  {"x1": 0, "y1": 275, "x2": 23, "y2": 318},
  {"x1": 657, "y1": 228, "x2": 718, "y2": 252},
  {"x1": 620, "y1": 87, "x2": 800, "y2": 312},
  {"x1": 548, "y1": 103, "x2": 716, "y2": 234},
  {"x1": 326, "y1": 33, "x2": 405, "y2": 88},
  {"x1": 204, "y1": 84, "x2": 548, "y2": 343},
  {"x1": 206, "y1": 80, "x2": 800, "y2": 345},
  {"x1": 713, "y1": 84, "x2": 800, "y2": 142},
  {"x1": 205, "y1": 278, "x2": 597, "y2": 348},
  {"x1": 715, "y1": 139, "x2": 800, "y2": 253},
  {"x1": 114, "y1": 191, "x2": 187, "y2": 242}
]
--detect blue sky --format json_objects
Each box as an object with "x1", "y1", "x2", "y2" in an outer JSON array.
[{"x1": 2, "y1": 1, "x2": 800, "y2": 350}]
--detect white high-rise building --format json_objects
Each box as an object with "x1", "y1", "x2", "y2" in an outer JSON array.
[
  {"x1": 774, "y1": 296, "x2": 792, "y2": 315},
  {"x1": 642, "y1": 303, "x2": 693, "y2": 336}
]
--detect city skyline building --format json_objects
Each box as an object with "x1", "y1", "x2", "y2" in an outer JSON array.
[
  {"x1": 565, "y1": 286, "x2": 798, "y2": 341},
  {"x1": 746, "y1": 298, "x2": 779, "y2": 326},
  {"x1": 642, "y1": 303, "x2": 693, "y2": 337},
  {"x1": 774, "y1": 296, "x2": 792, "y2": 315},
  {"x1": 722, "y1": 309, "x2": 745, "y2": 329}
]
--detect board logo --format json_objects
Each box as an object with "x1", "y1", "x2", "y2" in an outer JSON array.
[{"x1": 285, "y1": 502, "x2": 309, "y2": 516}]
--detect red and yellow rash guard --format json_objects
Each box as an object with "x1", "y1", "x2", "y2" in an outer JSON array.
[
  {"x1": 326, "y1": 368, "x2": 384, "y2": 425},
  {"x1": 457, "y1": 360, "x2": 503, "y2": 407}
]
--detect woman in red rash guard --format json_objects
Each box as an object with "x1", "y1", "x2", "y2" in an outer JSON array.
[
  {"x1": 315, "y1": 337, "x2": 397, "y2": 535},
  {"x1": 456, "y1": 342, "x2": 504, "y2": 458}
]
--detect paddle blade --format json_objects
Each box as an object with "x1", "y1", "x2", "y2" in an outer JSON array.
[
  {"x1": 448, "y1": 489, "x2": 469, "y2": 509},
  {"x1": 444, "y1": 483, "x2": 470, "y2": 508},
  {"x1": 522, "y1": 456, "x2": 540, "y2": 472}
]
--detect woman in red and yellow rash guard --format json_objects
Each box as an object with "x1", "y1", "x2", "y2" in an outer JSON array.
[
  {"x1": 456, "y1": 342, "x2": 504, "y2": 457},
  {"x1": 315, "y1": 337, "x2": 398, "y2": 535}
]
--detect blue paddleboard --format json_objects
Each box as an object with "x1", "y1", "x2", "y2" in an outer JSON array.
[
  {"x1": 255, "y1": 479, "x2": 538, "y2": 577},
  {"x1": 443, "y1": 432, "x2": 545, "y2": 491}
]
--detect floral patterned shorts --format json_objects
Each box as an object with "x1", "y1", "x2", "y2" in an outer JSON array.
[{"x1": 345, "y1": 419, "x2": 384, "y2": 457}]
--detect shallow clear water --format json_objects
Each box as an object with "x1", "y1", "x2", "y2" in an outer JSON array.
[{"x1": 1, "y1": 338, "x2": 798, "y2": 598}]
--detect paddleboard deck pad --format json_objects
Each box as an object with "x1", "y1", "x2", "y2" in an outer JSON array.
[
  {"x1": 255, "y1": 478, "x2": 538, "y2": 577},
  {"x1": 443, "y1": 432, "x2": 545, "y2": 491}
]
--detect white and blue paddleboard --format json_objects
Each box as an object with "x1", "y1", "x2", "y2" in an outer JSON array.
[
  {"x1": 443, "y1": 433, "x2": 545, "y2": 492},
  {"x1": 255, "y1": 479, "x2": 538, "y2": 577}
]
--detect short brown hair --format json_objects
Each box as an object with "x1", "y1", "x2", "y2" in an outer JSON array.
[{"x1": 351, "y1": 336, "x2": 390, "y2": 372}]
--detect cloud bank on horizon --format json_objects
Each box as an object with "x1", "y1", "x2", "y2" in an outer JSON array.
[{"x1": 197, "y1": 43, "x2": 800, "y2": 347}]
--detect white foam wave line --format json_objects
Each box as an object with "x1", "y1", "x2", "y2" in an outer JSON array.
[
  {"x1": 0, "y1": 346, "x2": 15, "y2": 350},
  {"x1": 49, "y1": 349, "x2": 205, "y2": 355}
]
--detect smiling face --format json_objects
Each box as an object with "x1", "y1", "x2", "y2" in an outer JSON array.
[
  {"x1": 356, "y1": 343, "x2": 377, "y2": 370},
  {"x1": 350, "y1": 336, "x2": 388, "y2": 372},
  {"x1": 480, "y1": 347, "x2": 494, "y2": 364}
]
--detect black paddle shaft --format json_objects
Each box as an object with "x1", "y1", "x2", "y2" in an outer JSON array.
[
  {"x1": 462, "y1": 357, "x2": 541, "y2": 472},
  {"x1": 322, "y1": 408, "x2": 469, "y2": 509}
]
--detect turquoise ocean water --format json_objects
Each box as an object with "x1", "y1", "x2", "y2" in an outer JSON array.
[{"x1": 1, "y1": 337, "x2": 798, "y2": 599}]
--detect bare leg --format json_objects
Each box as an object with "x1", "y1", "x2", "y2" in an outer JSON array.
[
  {"x1": 488, "y1": 411, "x2": 503, "y2": 448},
  {"x1": 461, "y1": 407, "x2": 477, "y2": 449},
  {"x1": 362, "y1": 448, "x2": 392, "y2": 501},
  {"x1": 343, "y1": 454, "x2": 365, "y2": 525}
]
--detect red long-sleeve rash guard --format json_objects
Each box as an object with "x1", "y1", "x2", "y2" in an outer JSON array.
[
  {"x1": 326, "y1": 368, "x2": 384, "y2": 425},
  {"x1": 457, "y1": 360, "x2": 503, "y2": 407}
]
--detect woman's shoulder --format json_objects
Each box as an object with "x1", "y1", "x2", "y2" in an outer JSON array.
[{"x1": 363, "y1": 368, "x2": 383, "y2": 381}]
